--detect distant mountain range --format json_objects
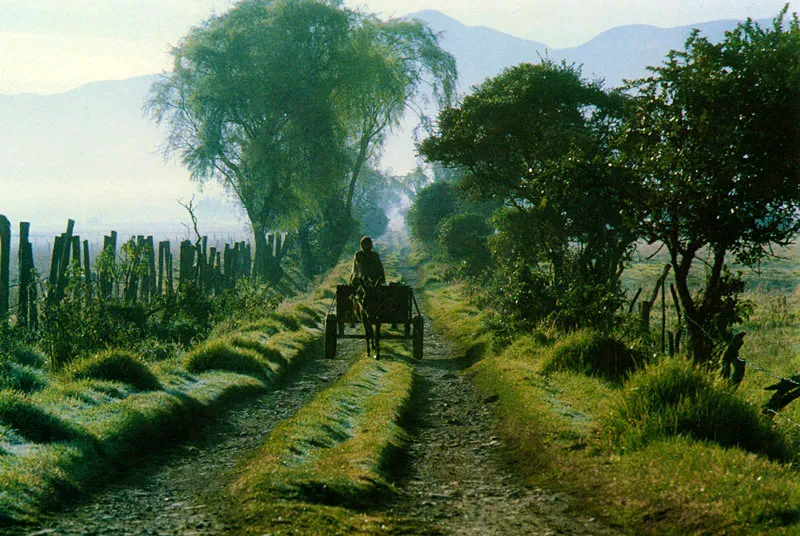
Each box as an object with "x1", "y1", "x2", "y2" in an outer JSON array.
[{"x1": 0, "y1": 10, "x2": 770, "y2": 232}]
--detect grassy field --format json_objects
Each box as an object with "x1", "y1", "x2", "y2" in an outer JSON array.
[{"x1": 421, "y1": 243, "x2": 800, "y2": 535}]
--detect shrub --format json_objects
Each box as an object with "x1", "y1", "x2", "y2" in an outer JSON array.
[
  {"x1": 437, "y1": 213, "x2": 493, "y2": 275},
  {"x1": 603, "y1": 356, "x2": 787, "y2": 460},
  {"x1": 183, "y1": 339, "x2": 268, "y2": 379},
  {"x1": 407, "y1": 182, "x2": 458, "y2": 246},
  {"x1": 542, "y1": 330, "x2": 644, "y2": 384},
  {"x1": 67, "y1": 350, "x2": 161, "y2": 391},
  {"x1": 0, "y1": 390, "x2": 82, "y2": 443}
]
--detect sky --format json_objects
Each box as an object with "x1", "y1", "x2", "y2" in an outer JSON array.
[{"x1": 0, "y1": 0, "x2": 789, "y2": 95}]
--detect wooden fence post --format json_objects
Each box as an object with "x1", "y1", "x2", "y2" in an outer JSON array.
[
  {"x1": 56, "y1": 219, "x2": 75, "y2": 303},
  {"x1": 18, "y1": 222, "x2": 31, "y2": 327},
  {"x1": 83, "y1": 239, "x2": 92, "y2": 303},
  {"x1": 0, "y1": 215, "x2": 10, "y2": 320},
  {"x1": 179, "y1": 240, "x2": 195, "y2": 286}
]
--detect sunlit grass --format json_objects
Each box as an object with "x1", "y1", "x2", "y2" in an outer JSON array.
[
  {"x1": 227, "y1": 348, "x2": 414, "y2": 535},
  {"x1": 423, "y1": 266, "x2": 800, "y2": 535}
]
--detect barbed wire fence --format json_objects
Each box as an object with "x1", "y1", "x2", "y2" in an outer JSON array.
[{"x1": 681, "y1": 312, "x2": 800, "y2": 432}]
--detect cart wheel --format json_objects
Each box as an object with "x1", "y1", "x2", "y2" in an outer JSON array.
[
  {"x1": 412, "y1": 315, "x2": 424, "y2": 360},
  {"x1": 325, "y1": 314, "x2": 338, "y2": 358}
]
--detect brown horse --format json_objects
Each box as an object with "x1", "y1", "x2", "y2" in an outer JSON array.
[{"x1": 352, "y1": 278, "x2": 383, "y2": 358}]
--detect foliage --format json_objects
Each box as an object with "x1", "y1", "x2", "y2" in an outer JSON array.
[
  {"x1": 604, "y1": 356, "x2": 787, "y2": 459},
  {"x1": 541, "y1": 330, "x2": 644, "y2": 384},
  {"x1": 420, "y1": 60, "x2": 640, "y2": 328},
  {"x1": 148, "y1": 0, "x2": 455, "y2": 280},
  {"x1": 406, "y1": 181, "x2": 458, "y2": 245},
  {"x1": 67, "y1": 350, "x2": 162, "y2": 391},
  {"x1": 619, "y1": 10, "x2": 800, "y2": 362},
  {"x1": 436, "y1": 213, "x2": 493, "y2": 275},
  {"x1": 214, "y1": 277, "x2": 281, "y2": 326}
]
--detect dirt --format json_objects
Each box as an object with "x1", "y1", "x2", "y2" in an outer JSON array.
[{"x1": 383, "y1": 314, "x2": 619, "y2": 536}]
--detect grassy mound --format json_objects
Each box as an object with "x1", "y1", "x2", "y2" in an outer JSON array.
[
  {"x1": 231, "y1": 353, "x2": 414, "y2": 513},
  {"x1": 183, "y1": 338, "x2": 268, "y2": 380},
  {"x1": 542, "y1": 330, "x2": 643, "y2": 383},
  {"x1": 604, "y1": 356, "x2": 787, "y2": 459},
  {"x1": 0, "y1": 390, "x2": 83, "y2": 443},
  {"x1": 67, "y1": 350, "x2": 162, "y2": 391},
  {"x1": 0, "y1": 361, "x2": 46, "y2": 393}
]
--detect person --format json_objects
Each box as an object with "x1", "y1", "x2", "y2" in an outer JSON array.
[{"x1": 350, "y1": 236, "x2": 385, "y2": 287}]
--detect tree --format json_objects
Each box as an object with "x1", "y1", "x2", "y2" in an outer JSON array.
[
  {"x1": 147, "y1": 0, "x2": 455, "y2": 281},
  {"x1": 619, "y1": 9, "x2": 800, "y2": 363},
  {"x1": 420, "y1": 61, "x2": 640, "y2": 327},
  {"x1": 147, "y1": 0, "x2": 351, "y2": 282}
]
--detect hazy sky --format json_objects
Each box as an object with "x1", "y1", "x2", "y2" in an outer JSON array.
[{"x1": 0, "y1": 0, "x2": 789, "y2": 94}]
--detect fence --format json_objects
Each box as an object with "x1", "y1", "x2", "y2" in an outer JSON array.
[{"x1": 0, "y1": 216, "x2": 288, "y2": 327}]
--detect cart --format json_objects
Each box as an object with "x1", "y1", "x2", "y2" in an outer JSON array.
[{"x1": 324, "y1": 282, "x2": 424, "y2": 359}]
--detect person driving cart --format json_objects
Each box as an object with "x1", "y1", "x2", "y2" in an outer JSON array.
[{"x1": 350, "y1": 236, "x2": 385, "y2": 286}]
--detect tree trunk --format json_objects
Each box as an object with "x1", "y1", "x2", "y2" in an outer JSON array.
[
  {"x1": 297, "y1": 224, "x2": 315, "y2": 279},
  {"x1": 252, "y1": 229, "x2": 281, "y2": 283}
]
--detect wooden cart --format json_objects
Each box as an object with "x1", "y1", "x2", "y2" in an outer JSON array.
[{"x1": 324, "y1": 283, "x2": 423, "y2": 359}]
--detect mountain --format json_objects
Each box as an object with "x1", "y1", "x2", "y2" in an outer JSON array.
[
  {"x1": 0, "y1": 75, "x2": 241, "y2": 234},
  {"x1": 0, "y1": 11, "x2": 772, "y2": 232},
  {"x1": 409, "y1": 10, "x2": 770, "y2": 88}
]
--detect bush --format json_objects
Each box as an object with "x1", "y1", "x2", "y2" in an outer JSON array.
[
  {"x1": 183, "y1": 339, "x2": 268, "y2": 379},
  {"x1": 407, "y1": 182, "x2": 458, "y2": 245},
  {"x1": 603, "y1": 356, "x2": 787, "y2": 460},
  {"x1": 542, "y1": 330, "x2": 644, "y2": 384},
  {"x1": 67, "y1": 350, "x2": 162, "y2": 391},
  {"x1": 437, "y1": 213, "x2": 493, "y2": 275},
  {"x1": 0, "y1": 390, "x2": 82, "y2": 443}
]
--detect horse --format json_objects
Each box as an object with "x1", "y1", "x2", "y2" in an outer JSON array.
[{"x1": 352, "y1": 277, "x2": 383, "y2": 359}]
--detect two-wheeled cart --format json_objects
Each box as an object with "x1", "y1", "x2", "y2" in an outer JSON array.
[{"x1": 324, "y1": 282, "x2": 424, "y2": 359}]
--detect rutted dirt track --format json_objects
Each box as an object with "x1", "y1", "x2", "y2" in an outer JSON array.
[
  {"x1": 385, "y1": 314, "x2": 618, "y2": 535},
  {"x1": 4, "y1": 279, "x2": 619, "y2": 535}
]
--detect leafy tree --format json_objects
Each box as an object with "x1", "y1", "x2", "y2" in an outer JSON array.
[
  {"x1": 147, "y1": 0, "x2": 351, "y2": 281},
  {"x1": 406, "y1": 181, "x2": 458, "y2": 245},
  {"x1": 420, "y1": 61, "x2": 640, "y2": 326},
  {"x1": 147, "y1": 1, "x2": 455, "y2": 281},
  {"x1": 619, "y1": 9, "x2": 800, "y2": 363}
]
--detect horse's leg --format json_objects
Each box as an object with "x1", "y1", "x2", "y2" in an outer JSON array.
[
  {"x1": 374, "y1": 322, "x2": 381, "y2": 359},
  {"x1": 363, "y1": 318, "x2": 373, "y2": 355}
]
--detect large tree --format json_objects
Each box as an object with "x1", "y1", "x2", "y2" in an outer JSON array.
[
  {"x1": 147, "y1": 0, "x2": 456, "y2": 281},
  {"x1": 147, "y1": 0, "x2": 350, "y2": 281},
  {"x1": 619, "y1": 9, "x2": 800, "y2": 363},
  {"x1": 420, "y1": 61, "x2": 640, "y2": 327}
]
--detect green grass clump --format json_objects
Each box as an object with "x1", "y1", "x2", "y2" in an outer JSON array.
[
  {"x1": 183, "y1": 338, "x2": 268, "y2": 380},
  {"x1": 0, "y1": 390, "x2": 82, "y2": 443},
  {"x1": 604, "y1": 356, "x2": 787, "y2": 459},
  {"x1": 0, "y1": 361, "x2": 46, "y2": 392},
  {"x1": 67, "y1": 350, "x2": 161, "y2": 391},
  {"x1": 9, "y1": 345, "x2": 47, "y2": 368},
  {"x1": 542, "y1": 330, "x2": 644, "y2": 384}
]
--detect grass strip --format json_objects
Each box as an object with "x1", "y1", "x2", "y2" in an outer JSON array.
[
  {"x1": 422, "y1": 280, "x2": 800, "y2": 535},
  {"x1": 0, "y1": 266, "x2": 347, "y2": 525},
  {"x1": 228, "y1": 350, "x2": 415, "y2": 535}
]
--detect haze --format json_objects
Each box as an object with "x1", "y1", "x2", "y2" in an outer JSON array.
[{"x1": 0, "y1": 0, "x2": 787, "y2": 95}]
